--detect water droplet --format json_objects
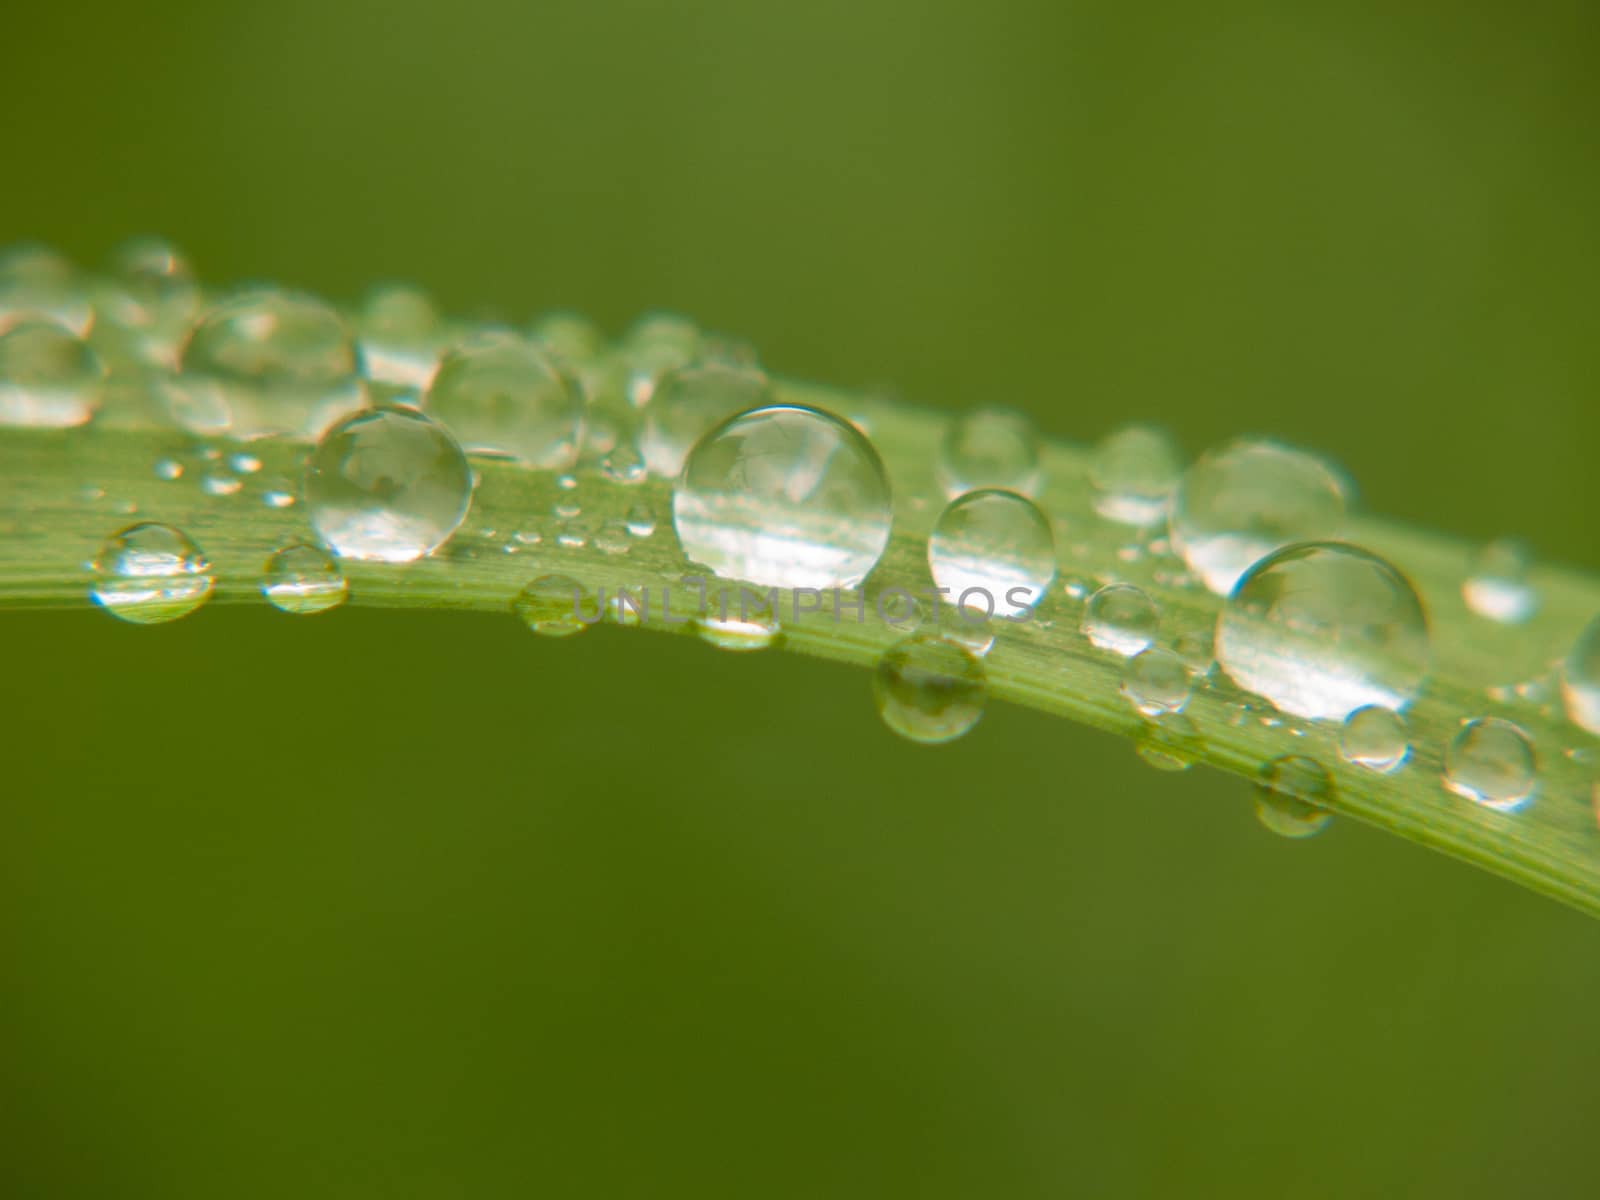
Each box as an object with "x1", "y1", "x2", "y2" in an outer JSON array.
[
  {"x1": 1461, "y1": 538, "x2": 1537, "y2": 624},
  {"x1": 874, "y1": 633, "x2": 986, "y2": 744},
  {"x1": 932, "y1": 605, "x2": 996, "y2": 657},
  {"x1": 696, "y1": 588, "x2": 782, "y2": 651},
  {"x1": 674, "y1": 404, "x2": 893, "y2": 590},
  {"x1": 1444, "y1": 718, "x2": 1537, "y2": 812},
  {"x1": 622, "y1": 314, "x2": 701, "y2": 407},
  {"x1": 229, "y1": 452, "x2": 262, "y2": 474},
  {"x1": 1089, "y1": 424, "x2": 1180, "y2": 526},
  {"x1": 600, "y1": 443, "x2": 647, "y2": 484},
  {"x1": 263, "y1": 488, "x2": 296, "y2": 509},
  {"x1": 425, "y1": 334, "x2": 582, "y2": 468},
  {"x1": 0, "y1": 244, "x2": 92, "y2": 336},
  {"x1": 553, "y1": 498, "x2": 582, "y2": 520},
  {"x1": 202, "y1": 473, "x2": 242, "y2": 497},
  {"x1": 262, "y1": 542, "x2": 348, "y2": 614},
  {"x1": 1135, "y1": 712, "x2": 1202, "y2": 771},
  {"x1": 96, "y1": 238, "x2": 199, "y2": 366},
  {"x1": 1339, "y1": 705, "x2": 1410, "y2": 773},
  {"x1": 1082, "y1": 584, "x2": 1159, "y2": 657},
  {"x1": 154, "y1": 457, "x2": 183, "y2": 481},
  {"x1": 179, "y1": 289, "x2": 364, "y2": 440},
  {"x1": 1121, "y1": 648, "x2": 1192, "y2": 716},
  {"x1": 530, "y1": 311, "x2": 602, "y2": 366},
  {"x1": 641, "y1": 362, "x2": 772, "y2": 477},
  {"x1": 513, "y1": 575, "x2": 592, "y2": 637},
  {"x1": 936, "y1": 407, "x2": 1041, "y2": 499},
  {"x1": 594, "y1": 520, "x2": 631, "y2": 555},
  {"x1": 1561, "y1": 613, "x2": 1600, "y2": 735},
  {"x1": 624, "y1": 504, "x2": 656, "y2": 538},
  {"x1": 90, "y1": 522, "x2": 213, "y2": 624},
  {"x1": 1254, "y1": 755, "x2": 1333, "y2": 838},
  {"x1": 305, "y1": 405, "x2": 473, "y2": 563},
  {"x1": 928, "y1": 489, "x2": 1055, "y2": 618},
  {"x1": 0, "y1": 320, "x2": 104, "y2": 427},
  {"x1": 356, "y1": 283, "x2": 442, "y2": 390},
  {"x1": 1170, "y1": 439, "x2": 1349, "y2": 595},
  {"x1": 1216, "y1": 542, "x2": 1428, "y2": 722}
]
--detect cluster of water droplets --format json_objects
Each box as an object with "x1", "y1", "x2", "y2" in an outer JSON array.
[{"x1": 12, "y1": 240, "x2": 1595, "y2": 849}]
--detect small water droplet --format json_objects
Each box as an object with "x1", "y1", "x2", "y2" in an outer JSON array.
[
  {"x1": 90, "y1": 522, "x2": 213, "y2": 623},
  {"x1": 553, "y1": 499, "x2": 582, "y2": 520},
  {"x1": 229, "y1": 452, "x2": 262, "y2": 474},
  {"x1": 1121, "y1": 648, "x2": 1192, "y2": 716},
  {"x1": 1444, "y1": 718, "x2": 1537, "y2": 812},
  {"x1": 356, "y1": 283, "x2": 442, "y2": 390},
  {"x1": 425, "y1": 334, "x2": 582, "y2": 468},
  {"x1": 1082, "y1": 583, "x2": 1159, "y2": 656},
  {"x1": 154, "y1": 457, "x2": 183, "y2": 481},
  {"x1": 1559, "y1": 613, "x2": 1600, "y2": 735},
  {"x1": 624, "y1": 504, "x2": 656, "y2": 538},
  {"x1": 513, "y1": 574, "x2": 592, "y2": 637},
  {"x1": 932, "y1": 605, "x2": 996, "y2": 657},
  {"x1": 674, "y1": 404, "x2": 893, "y2": 590},
  {"x1": 180, "y1": 289, "x2": 364, "y2": 440},
  {"x1": 98, "y1": 237, "x2": 198, "y2": 365},
  {"x1": 1339, "y1": 705, "x2": 1410, "y2": 773},
  {"x1": 594, "y1": 520, "x2": 632, "y2": 555},
  {"x1": 927, "y1": 489, "x2": 1055, "y2": 618},
  {"x1": 1462, "y1": 538, "x2": 1538, "y2": 624},
  {"x1": 305, "y1": 405, "x2": 473, "y2": 563},
  {"x1": 696, "y1": 588, "x2": 781, "y2": 650},
  {"x1": 530, "y1": 311, "x2": 602, "y2": 366},
  {"x1": 1170, "y1": 439, "x2": 1349, "y2": 595},
  {"x1": 1135, "y1": 712, "x2": 1202, "y2": 771},
  {"x1": 1089, "y1": 424, "x2": 1180, "y2": 526},
  {"x1": 0, "y1": 320, "x2": 104, "y2": 427},
  {"x1": 202, "y1": 473, "x2": 242, "y2": 497},
  {"x1": 1254, "y1": 755, "x2": 1334, "y2": 838},
  {"x1": 642, "y1": 362, "x2": 772, "y2": 477},
  {"x1": 874, "y1": 633, "x2": 986, "y2": 744},
  {"x1": 0, "y1": 244, "x2": 92, "y2": 336},
  {"x1": 622, "y1": 314, "x2": 701, "y2": 407},
  {"x1": 263, "y1": 488, "x2": 296, "y2": 509},
  {"x1": 1216, "y1": 542, "x2": 1428, "y2": 722},
  {"x1": 936, "y1": 407, "x2": 1041, "y2": 499},
  {"x1": 600, "y1": 442, "x2": 647, "y2": 484},
  {"x1": 262, "y1": 542, "x2": 348, "y2": 614}
]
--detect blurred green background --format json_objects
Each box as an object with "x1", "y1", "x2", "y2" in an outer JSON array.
[{"x1": 2, "y1": 1, "x2": 1597, "y2": 1196}]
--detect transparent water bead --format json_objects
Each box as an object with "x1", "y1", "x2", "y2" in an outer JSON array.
[
  {"x1": 356, "y1": 283, "x2": 443, "y2": 390},
  {"x1": 90, "y1": 522, "x2": 213, "y2": 624},
  {"x1": 622, "y1": 314, "x2": 702, "y2": 407},
  {"x1": 1216, "y1": 542, "x2": 1428, "y2": 722},
  {"x1": 1121, "y1": 648, "x2": 1192, "y2": 716},
  {"x1": 530, "y1": 311, "x2": 603, "y2": 367},
  {"x1": 696, "y1": 589, "x2": 782, "y2": 651},
  {"x1": 0, "y1": 244, "x2": 92, "y2": 336},
  {"x1": 0, "y1": 320, "x2": 105, "y2": 428},
  {"x1": 1444, "y1": 718, "x2": 1537, "y2": 812},
  {"x1": 1136, "y1": 712, "x2": 1202, "y2": 772},
  {"x1": 1562, "y1": 614, "x2": 1600, "y2": 735},
  {"x1": 1339, "y1": 705, "x2": 1410, "y2": 773},
  {"x1": 179, "y1": 289, "x2": 364, "y2": 440},
  {"x1": 513, "y1": 574, "x2": 593, "y2": 638},
  {"x1": 936, "y1": 407, "x2": 1041, "y2": 499},
  {"x1": 95, "y1": 238, "x2": 200, "y2": 366},
  {"x1": 928, "y1": 489, "x2": 1055, "y2": 619},
  {"x1": 1170, "y1": 438, "x2": 1349, "y2": 595},
  {"x1": 1461, "y1": 538, "x2": 1538, "y2": 625},
  {"x1": 641, "y1": 362, "x2": 772, "y2": 477},
  {"x1": 425, "y1": 334, "x2": 582, "y2": 468},
  {"x1": 1254, "y1": 755, "x2": 1334, "y2": 839},
  {"x1": 305, "y1": 406, "x2": 473, "y2": 563},
  {"x1": 1082, "y1": 583, "x2": 1159, "y2": 657},
  {"x1": 674, "y1": 404, "x2": 893, "y2": 590},
  {"x1": 262, "y1": 542, "x2": 348, "y2": 615},
  {"x1": 1089, "y1": 424, "x2": 1181, "y2": 526},
  {"x1": 874, "y1": 633, "x2": 987, "y2": 744}
]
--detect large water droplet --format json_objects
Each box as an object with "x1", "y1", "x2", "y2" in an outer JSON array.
[
  {"x1": 1444, "y1": 718, "x2": 1537, "y2": 812},
  {"x1": 695, "y1": 588, "x2": 782, "y2": 651},
  {"x1": 1462, "y1": 538, "x2": 1537, "y2": 624},
  {"x1": 641, "y1": 362, "x2": 771, "y2": 477},
  {"x1": 1082, "y1": 583, "x2": 1159, "y2": 656},
  {"x1": 96, "y1": 238, "x2": 199, "y2": 367},
  {"x1": 1216, "y1": 542, "x2": 1428, "y2": 722},
  {"x1": 1339, "y1": 705, "x2": 1409, "y2": 773},
  {"x1": 1170, "y1": 439, "x2": 1348, "y2": 595},
  {"x1": 936, "y1": 407, "x2": 1041, "y2": 499},
  {"x1": 425, "y1": 334, "x2": 582, "y2": 468},
  {"x1": 1089, "y1": 424, "x2": 1180, "y2": 526},
  {"x1": 674, "y1": 404, "x2": 892, "y2": 590},
  {"x1": 928, "y1": 489, "x2": 1055, "y2": 618},
  {"x1": 874, "y1": 633, "x2": 986, "y2": 744},
  {"x1": 262, "y1": 542, "x2": 348, "y2": 614},
  {"x1": 0, "y1": 244, "x2": 92, "y2": 336},
  {"x1": 1121, "y1": 648, "x2": 1192, "y2": 716},
  {"x1": 1254, "y1": 755, "x2": 1334, "y2": 838},
  {"x1": 91, "y1": 522, "x2": 213, "y2": 623},
  {"x1": 178, "y1": 289, "x2": 364, "y2": 440},
  {"x1": 1562, "y1": 614, "x2": 1600, "y2": 735},
  {"x1": 356, "y1": 283, "x2": 442, "y2": 390},
  {"x1": 305, "y1": 405, "x2": 473, "y2": 563},
  {"x1": 513, "y1": 575, "x2": 594, "y2": 637},
  {"x1": 0, "y1": 320, "x2": 104, "y2": 427}
]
